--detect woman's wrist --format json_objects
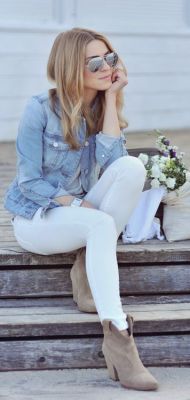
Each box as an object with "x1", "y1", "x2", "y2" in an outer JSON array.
[
  {"x1": 105, "y1": 92, "x2": 117, "y2": 103},
  {"x1": 54, "y1": 195, "x2": 75, "y2": 206}
]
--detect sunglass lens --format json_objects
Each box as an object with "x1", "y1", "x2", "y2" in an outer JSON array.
[
  {"x1": 105, "y1": 52, "x2": 118, "y2": 67},
  {"x1": 88, "y1": 58, "x2": 103, "y2": 72},
  {"x1": 87, "y1": 52, "x2": 118, "y2": 72}
]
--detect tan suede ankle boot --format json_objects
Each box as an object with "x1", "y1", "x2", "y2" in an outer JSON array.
[
  {"x1": 102, "y1": 314, "x2": 158, "y2": 391},
  {"x1": 70, "y1": 248, "x2": 97, "y2": 313}
]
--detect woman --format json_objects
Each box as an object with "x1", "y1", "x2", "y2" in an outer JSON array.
[{"x1": 4, "y1": 27, "x2": 158, "y2": 391}]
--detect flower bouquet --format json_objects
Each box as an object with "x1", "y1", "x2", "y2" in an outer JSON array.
[{"x1": 138, "y1": 132, "x2": 190, "y2": 242}]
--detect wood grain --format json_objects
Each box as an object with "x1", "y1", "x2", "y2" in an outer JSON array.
[
  {"x1": 0, "y1": 335, "x2": 189, "y2": 371},
  {"x1": 0, "y1": 264, "x2": 190, "y2": 297},
  {"x1": 0, "y1": 303, "x2": 190, "y2": 338}
]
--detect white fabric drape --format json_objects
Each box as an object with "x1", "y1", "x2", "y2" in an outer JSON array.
[{"x1": 122, "y1": 186, "x2": 167, "y2": 244}]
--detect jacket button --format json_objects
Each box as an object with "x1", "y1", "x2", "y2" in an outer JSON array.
[
  {"x1": 53, "y1": 142, "x2": 58, "y2": 147},
  {"x1": 102, "y1": 154, "x2": 105, "y2": 157},
  {"x1": 85, "y1": 141, "x2": 89, "y2": 146}
]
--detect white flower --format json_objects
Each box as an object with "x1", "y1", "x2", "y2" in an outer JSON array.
[
  {"x1": 166, "y1": 177, "x2": 176, "y2": 189},
  {"x1": 159, "y1": 173, "x2": 167, "y2": 182},
  {"x1": 151, "y1": 164, "x2": 161, "y2": 179},
  {"x1": 151, "y1": 179, "x2": 160, "y2": 188},
  {"x1": 158, "y1": 161, "x2": 165, "y2": 171},
  {"x1": 138, "y1": 153, "x2": 149, "y2": 165},
  {"x1": 185, "y1": 170, "x2": 190, "y2": 181},
  {"x1": 160, "y1": 156, "x2": 168, "y2": 163},
  {"x1": 156, "y1": 135, "x2": 165, "y2": 146},
  {"x1": 152, "y1": 155, "x2": 160, "y2": 163}
]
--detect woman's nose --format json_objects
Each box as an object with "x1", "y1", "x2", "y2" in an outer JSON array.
[{"x1": 101, "y1": 59, "x2": 111, "y2": 71}]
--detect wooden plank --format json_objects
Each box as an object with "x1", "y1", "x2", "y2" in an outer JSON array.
[
  {"x1": 0, "y1": 335, "x2": 189, "y2": 371},
  {"x1": 0, "y1": 220, "x2": 13, "y2": 225},
  {"x1": 1, "y1": 293, "x2": 190, "y2": 308},
  {"x1": 0, "y1": 264, "x2": 190, "y2": 297},
  {"x1": 0, "y1": 303, "x2": 189, "y2": 338},
  {"x1": 1, "y1": 239, "x2": 190, "y2": 265},
  {"x1": 0, "y1": 234, "x2": 16, "y2": 240},
  {"x1": 1, "y1": 302, "x2": 190, "y2": 315}
]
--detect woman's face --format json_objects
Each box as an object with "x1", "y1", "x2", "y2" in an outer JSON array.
[{"x1": 84, "y1": 40, "x2": 113, "y2": 93}]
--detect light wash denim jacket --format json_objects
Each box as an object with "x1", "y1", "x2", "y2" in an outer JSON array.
[{"x1": 4, "y1": 92, "x2": 128, "y2": 219}]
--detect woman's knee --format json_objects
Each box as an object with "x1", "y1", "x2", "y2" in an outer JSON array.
[
  {"x1": 115, "y1": 155, "x2": 146, "y2": 182},
  {"x1": 89, "y1": 210, "x2": 117, "y2": 235}
]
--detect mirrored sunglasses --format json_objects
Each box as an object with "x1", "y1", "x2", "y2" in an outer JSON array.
[{"x1": 85, "y1": 52, "x2": 119, "y2": 73}]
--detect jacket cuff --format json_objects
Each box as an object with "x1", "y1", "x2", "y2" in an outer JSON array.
[
  {"x1": 52, "y1": 187, "x2": 70, "y2": 204},
  {"x1": 96, "y1": 131, "x2": 121, "y2": 148},
  {"x1": 95, "y1": 130, "x2": 127, "y2": 168}
]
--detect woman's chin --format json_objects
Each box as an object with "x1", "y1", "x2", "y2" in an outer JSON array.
[{"x1": 97, "y1": 81, "x2": 112, "y2": 90}]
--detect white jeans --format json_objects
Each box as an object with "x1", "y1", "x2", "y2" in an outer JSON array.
[{"x1": 12, "y1": 156, "x2": 146, "y2": 330}]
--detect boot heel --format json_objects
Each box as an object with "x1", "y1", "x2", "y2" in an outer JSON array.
[
  {"x1": 103, "y1": 352, "x2": 119, "y2": 381},
  {"x1": 70, "y1": 270, "x2": 78, "y2": 303},
  {"x1": 72, "y1": 287, "x2": 78, "y2": 303}
]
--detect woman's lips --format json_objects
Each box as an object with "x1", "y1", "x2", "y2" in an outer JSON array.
[{"x1": 99, "y1": 75, "x2": 111, "y2": 80}]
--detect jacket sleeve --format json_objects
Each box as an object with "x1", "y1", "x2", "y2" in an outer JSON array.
[
  {"x1": 95, "y1": 130, "x2": 128, "y2": 170},
  {"x1": 16, "y1": 96, "x2": 70, "y2": 210}
]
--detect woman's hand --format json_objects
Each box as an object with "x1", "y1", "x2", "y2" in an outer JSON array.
[
  {"x1": 54, "y1": 195, "x2": 96, "y2": 209},
  {"x1": 81, "y1": 200, "x2": 97, "y2": 209},
  {"x1": 105, "y1": 65, "x2": 128, "y2": 97}
]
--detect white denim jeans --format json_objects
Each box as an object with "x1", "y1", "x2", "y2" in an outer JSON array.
[{"x1": 12, "y1": 156, "x2": 146, "y2": 331}]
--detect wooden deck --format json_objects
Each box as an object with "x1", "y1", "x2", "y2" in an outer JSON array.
[{"x1": 0, "y1": 142, "x2": 190, "y2": 371}]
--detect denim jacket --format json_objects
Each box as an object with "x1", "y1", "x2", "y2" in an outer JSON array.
[{"x1": 4, "y1": 92, "x2": 128, "y2": 219}]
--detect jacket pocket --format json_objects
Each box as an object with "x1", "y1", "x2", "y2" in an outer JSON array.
[{"x1": 43, "y1": 134, "x2": 70, "y2": 170}]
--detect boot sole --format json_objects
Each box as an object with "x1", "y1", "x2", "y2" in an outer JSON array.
[{"x1": 103, "y1": 349, "x2": 158, "y2": 391}]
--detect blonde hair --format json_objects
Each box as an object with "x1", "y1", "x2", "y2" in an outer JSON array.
[{"x1": 47, "y1": 27, "x2": 128, "y2": 150}]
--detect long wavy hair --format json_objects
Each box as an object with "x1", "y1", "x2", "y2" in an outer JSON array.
[{"x1": 47, "y1": 27, "x2": 128, "y2": 150}]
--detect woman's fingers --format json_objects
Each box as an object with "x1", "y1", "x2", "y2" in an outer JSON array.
[{"x1": 109, "y1": 69, "x2": 128, "y2": 92}]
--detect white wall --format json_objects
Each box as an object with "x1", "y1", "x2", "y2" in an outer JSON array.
[{"x1": 0, "y1": 0, "x2": 190, "y2": 141}]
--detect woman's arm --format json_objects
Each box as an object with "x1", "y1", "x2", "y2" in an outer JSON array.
[
  {"x1": 102, "y1": 94, "x2": 120, "y2": 138},
  {"x1": 95, "y1": 68, "x2": 128, "y2": 170},
  {"x1": 16, "y1": 97, "x2": 70, "y2": 207},
  {"x1": 102, "y1": 66, "x2": 128, "y2": 137}
]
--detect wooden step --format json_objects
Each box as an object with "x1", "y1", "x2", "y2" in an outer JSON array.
[
  {"x1": 1, "y1": 293, "x2": 190, "y2": 307},
  {"x1": 1, "y1": 303, "x2": 190, "y2": 337},
  {"x1": 0, "y1": 302, "x2": 189, "y2": 371},
  {"x1": 1, "y1": 237, "x2": 190, "y2": 265},
  {"x1": 1, "y1": 238, "x2": 190, "y2": 298},
  {"x1": 0, "y1": 254, "x2": 190, "y2": 298}
]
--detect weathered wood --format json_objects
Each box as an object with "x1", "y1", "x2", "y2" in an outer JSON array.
[
  {"x1": 0, "y1": 263, "x2": 190, "y2": 298},
  {"x1": 1, "y1": 239, "x2": 190, "y2": 265},
  {"x1": 128, "y1": 148, "x2": 160, "y2": 157},
  {"x1": 0, "y1": 335, "x2": 189, "y2": 371},
  {"x1": 0, "y1": 303, "x2": 189, "y2": 338},
  {"x1": 1, "y1": 293, "x2": 190, "y2": 308}
]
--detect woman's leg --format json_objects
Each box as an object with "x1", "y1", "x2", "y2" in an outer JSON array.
[
  {"x1": 13, "y1": 155, "x2": 146, "y2": 331},
  {"x1": 13, "y1": 205, "x2": 127, "y2": 330},
  {"x1": 84, "y1": 155, "x2": 146, "y2": 237},
  {"x1": 83, "y1": 155, "x2": 146, "y2": 329}
]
